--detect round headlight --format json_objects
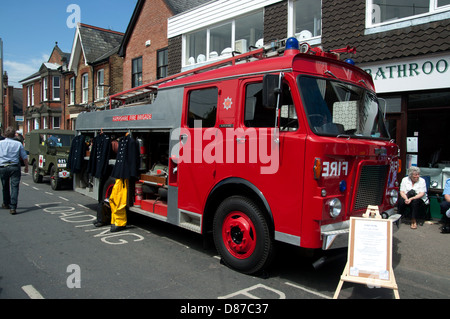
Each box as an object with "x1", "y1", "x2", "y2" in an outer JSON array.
[
  {"x1": 329, "y1": 198, "x2": 342, "y2": 218},
  {"x1": 389, "y1": 189, "x2": 398, "y2": 205}
]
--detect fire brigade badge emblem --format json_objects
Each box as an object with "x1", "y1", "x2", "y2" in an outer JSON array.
[{"x1": 223, "y1": 97, "x2": 232, "y2": 110}]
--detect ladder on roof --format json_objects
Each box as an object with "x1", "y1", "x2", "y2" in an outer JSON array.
[{"x1": 109, "y1": 47, "x2": 265, "y2": 108}]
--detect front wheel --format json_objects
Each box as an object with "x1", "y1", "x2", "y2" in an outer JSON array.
[
  {"x1": 50, "y1": 166, "x2": 61, "y2": 190},
  {"x1": 213, "y1": 196, "x2": 273, "y2": 275},
  {"x1": 32, "y1": 162, "x2": 42, "y2": 183}
]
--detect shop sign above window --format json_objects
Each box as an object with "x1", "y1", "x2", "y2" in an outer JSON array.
[{"x1": 361, "y1": 53, "x2": 450, "y2": 93}]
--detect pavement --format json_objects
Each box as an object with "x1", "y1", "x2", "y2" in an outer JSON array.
[{"x1": 393, "y1": 216, "x2": 449, "y2": 277}]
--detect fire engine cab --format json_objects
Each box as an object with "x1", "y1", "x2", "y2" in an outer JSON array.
[{"x1": 73, "y1": 37, "x2": 399, "y2": 274}]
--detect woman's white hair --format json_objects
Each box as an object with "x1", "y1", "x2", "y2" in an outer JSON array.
[{"x1": 408, "y1": 166, "x2": 421, "y2": 178}]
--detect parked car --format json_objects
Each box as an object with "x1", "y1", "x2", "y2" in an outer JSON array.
[{"x1": 25, "y1": 129, "x2": 75, "y2": 190}]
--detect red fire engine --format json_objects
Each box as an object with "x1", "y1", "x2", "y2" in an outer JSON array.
[{"x1": 73, "y1": 37, "x2": 399, "y2": 274}]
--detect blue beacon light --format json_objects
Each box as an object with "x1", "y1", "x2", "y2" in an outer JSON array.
[
  {"x1": 284, "y1": 37, "x2": 300, "y2": 56},
  {"x1": 344, "y1": 58, "x2": 355, "y2": 65}
]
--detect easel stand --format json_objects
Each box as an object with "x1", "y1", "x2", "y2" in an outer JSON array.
[
  {"x1": 333, "y1": 261, "x2": 400, "y2": 299},
  {"x1": 333, "y1": 206, "x2": 400, "y2": 299}
]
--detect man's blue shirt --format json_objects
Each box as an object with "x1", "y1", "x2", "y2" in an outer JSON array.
[{"x1": 0, "y1": 138, "x2": 28, "y2": 165}]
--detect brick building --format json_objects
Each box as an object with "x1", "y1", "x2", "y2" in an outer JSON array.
[
  {"x1": 65, "y1": 23, "x2": 124, "y2": 129},
  {"x1": 19, "y1": 44, "x2": 69, "y2": 133},
  {"x1": 114, "y1": 0, "x2": 210, "y2": 105},
  {"x1": 2, "y1": 72, "x2": 23, "y2": 133}
]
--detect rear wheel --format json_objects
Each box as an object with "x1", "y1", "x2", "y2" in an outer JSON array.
[
  {"x1": 32, "y1": 162, "x2": 42, "y2": 183},
  {"x1": 213, "y1": 196, "x2": 273, "y2": 274}
]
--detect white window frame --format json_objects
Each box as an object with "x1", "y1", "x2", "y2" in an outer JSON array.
[
  {"x1": 34, "y1": 118, "x2": 40, "y2": 130},
  {"x1": 366, "y1": 0, "x2": 450, "y2": 32},
  {"x1": 53, "y1": 76, "x2": 60, "y2": 101},
  {"x1": 69, "y1": 77, "x2": 75, "y2": 105},
  {"x1": 182, "y1": 10, "x2": 264, "y2": 68},
  {"x1": 42, "y1": 77, "x2": 48, "y2": 101},
  {"x1": 96, "y1": 69, "x2": 105, "y2": 100},
  {"x1": 27, "y1": 85, "x2": 34, "y2": 106},
  {"x1": 82, "y1": 73, "x2": 89, "y2": 104},
  {"x1": 43, "y1": 117, "x2": 48, "y2": 129},
  {"x1": 288, "y1": 0, "x2": 322, "y2": 45}
]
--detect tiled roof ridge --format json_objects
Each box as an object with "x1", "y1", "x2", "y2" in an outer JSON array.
[{"x1": 78, "y1": 23, "x2": 124, "y2": 36}]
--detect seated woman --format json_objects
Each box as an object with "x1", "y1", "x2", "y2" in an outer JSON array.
[{"x1": 398, "y1": 166, "x2": 428, "y2": 229}]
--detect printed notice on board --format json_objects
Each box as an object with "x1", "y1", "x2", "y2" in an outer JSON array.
[{"x1": 350, "y1": 218, "x2": 389, "y2": 280}]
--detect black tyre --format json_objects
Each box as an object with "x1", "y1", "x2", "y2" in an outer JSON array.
[
  {"x1": 213, "y1": 196, "x2": 274, "y2": 274},
  {"x1": 50, "y1": 166, "x2": 61, "y2": 190},
  {"x1": 32, "y1": 162, "x2": 42, "y2": 183}
]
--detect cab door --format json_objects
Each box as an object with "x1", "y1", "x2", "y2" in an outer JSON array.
[{"x1": 176, "y1": 85, "x2": 219, "y2": 215}]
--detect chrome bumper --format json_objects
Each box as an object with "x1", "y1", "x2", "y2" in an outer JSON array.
[{"x1": 321, "y1": 209, "x2": 401, "y2": 250}]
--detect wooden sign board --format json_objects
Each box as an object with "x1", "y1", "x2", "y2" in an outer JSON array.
[
  {"x1": 348, "y1": 217, "x2": 392, "y2": 280},
  {"x1": 334, "y1": 206, "x2": 399, "y2": 299}
]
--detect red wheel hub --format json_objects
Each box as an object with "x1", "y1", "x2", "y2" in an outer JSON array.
[{"x1": 222, "y1": 211, "x2": 256, "y2": 259}]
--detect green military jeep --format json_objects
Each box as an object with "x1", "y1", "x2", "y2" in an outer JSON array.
[{"x1": 25, "y1": 129, "x2": 75, "y2": 190}]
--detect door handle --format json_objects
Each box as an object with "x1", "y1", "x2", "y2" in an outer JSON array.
[
  {"x1": 180, "y1": 134, "x2": 188, "y2": 144},
  {"x1": 236, "y1": 137, "x2": 247, "y2": 144}
]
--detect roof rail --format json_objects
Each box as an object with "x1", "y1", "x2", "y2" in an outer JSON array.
[
  {"x1": 109, "y1": 47, "x2": 265, "y2": 108},
  {"x1": 109, "y1": 37, "x2": 357, "y2": 108}
]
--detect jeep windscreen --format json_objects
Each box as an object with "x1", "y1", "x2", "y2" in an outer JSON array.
[
  {"x1": 298, "y1": 76, "x2": 389, "y2": 140},
  {"x1": 48, "y1": 134, "x2": 73, "y2": 147}
]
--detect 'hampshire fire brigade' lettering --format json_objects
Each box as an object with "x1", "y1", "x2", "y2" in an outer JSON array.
[
  {"x1": 322, "y1": 161, "x2": 349, "y2": 177},
  {"x1": 112, "y1": 114, "x2": 152, "y2": 122}
]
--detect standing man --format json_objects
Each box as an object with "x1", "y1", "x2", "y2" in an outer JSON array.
[{"x1": 0, "y1": 127, "x2": 29, "y2": 214}]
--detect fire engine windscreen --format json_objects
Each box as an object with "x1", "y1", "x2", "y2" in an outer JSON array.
[{"x1": 299, "y1": 76, "x2": 389, "y2": 139}]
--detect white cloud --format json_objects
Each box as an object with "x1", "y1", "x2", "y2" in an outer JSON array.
[{"x1": 3, "y1": 53, "x2": 50, "y2": 88}]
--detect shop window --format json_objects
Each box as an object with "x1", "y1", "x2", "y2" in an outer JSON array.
[
  {"x1": 184, "y1": 10, "x2": 263, "y2": 67},
  {"x1": 293, "y1": 0, "x2": 322, "y2": 40},
  {"x1": 408, "y1": 90, "x2": 450, "y2": 109},
  {"x1": 367, "y1": 0, "x2": 450, "y2": 28},
  {"x1": 379, "y1": 96, "x2": 402, "y2": 113},
  {"x1": 132, "y1": 57, "x2": 143, "y2": 88},
  {"x1": 187, "y1": 87, "x2": 218, "y2": 128}
]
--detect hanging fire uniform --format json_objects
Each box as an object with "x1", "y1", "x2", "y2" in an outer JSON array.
[
  {"x1": 88, "y1": 133, "x2": 111, "y2": 178},
  {"x1": 111, "y1": 134, "x2": 139, "y2": 179},
  {"x1": 109, "y1": 134, "x2": 139, "y2": 228},
  {"x1": 68, "y1": 134, "x2": 86, "y2": 173}
]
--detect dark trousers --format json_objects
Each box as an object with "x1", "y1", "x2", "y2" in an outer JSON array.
[
  {"x1": 398, "y1": 197, "x2": 426, "y2": 220},
  {"x1": 0, "y1": 165, "x2": 21, "y2": 209},
  {"x1": 440, "y1": 200, "x2": 450, "y2": 225}
]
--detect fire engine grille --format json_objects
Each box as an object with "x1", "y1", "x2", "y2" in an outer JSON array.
[{"x1": 353, "y1": 165, "x2": 388, "y2": 211}]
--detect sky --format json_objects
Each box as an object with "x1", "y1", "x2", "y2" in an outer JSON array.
[{"x1": 0, "y1": 0, "x2": 138, "y2": 88}]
